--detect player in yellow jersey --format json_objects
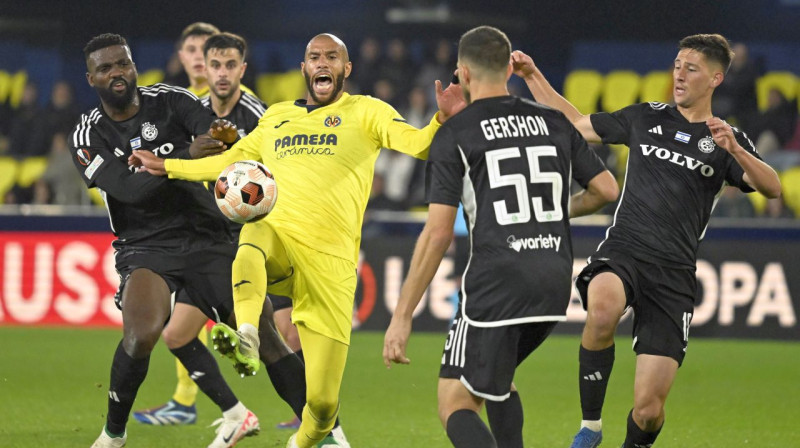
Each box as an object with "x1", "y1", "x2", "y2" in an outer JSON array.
[{"x1": 132, "y1": 33, "x2": 465, "y2": 447}]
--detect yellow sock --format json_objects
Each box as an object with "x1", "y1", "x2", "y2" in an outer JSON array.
[
  {"x1": 294, "y1": 324, "x2": 348, "y2": 447},
  {"x1": 172, "y1": 326, "x2": 206, "y2": 406},
  {"x1": 232, "y1": 244, "x2": 267, "y2": 329}
]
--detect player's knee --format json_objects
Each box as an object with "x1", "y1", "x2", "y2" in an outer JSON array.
[
  {"x1": 586, "y1": 297, "x2": 623, "y2": 332},
  {"x1": 161, "y1": 327, "x2": 192, "y2": 349},
  {"x1": 632, "y1": 402, "x2": 664, "y2": 431},
  {"x1": 123, "y1": 326, "x2": 161, "y2": 357},
  {"x1": 306, "y1": 396, "x2": 339, "y2": 423}
]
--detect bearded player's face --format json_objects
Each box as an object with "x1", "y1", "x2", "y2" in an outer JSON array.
[
  {"x1": 86, "y1": 45, "x2": 138, "y2": 110},
  {"x1": 302, "y1": 36, "x2": 352, "y2": 106}
]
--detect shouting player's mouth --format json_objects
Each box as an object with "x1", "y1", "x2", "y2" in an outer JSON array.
[{"x1": 313, "y1": 72, "x2": 334, "y2": 96}]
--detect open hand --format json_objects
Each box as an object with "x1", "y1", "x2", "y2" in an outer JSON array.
[
  {"x1": 129, "y1": 150, "x2": 167, "y2": 176},
  {"x1": 435, "y1": 77, "x2": 467, "y2": 123},
  {"x1": 210, "y1": 119, "x2": 239, "y2": 144}
]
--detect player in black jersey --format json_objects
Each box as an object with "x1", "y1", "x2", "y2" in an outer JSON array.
[
  {"x1": 383, "y1": 26, "x2": 618, "y2": 448},
  {"x1": 74, "y1": 33, "x2": 263, "y2": 448},
  {"x1": 513, "y1": 34, "x2": 782, "y2": 448}
]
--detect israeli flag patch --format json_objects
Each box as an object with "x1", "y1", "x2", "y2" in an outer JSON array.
[
  {"x1": 130, "y1": 137, "x2": 142, "y2": 150},
  {"x1": 674, "y1": 131, "x2": 691, "y2": 144}
]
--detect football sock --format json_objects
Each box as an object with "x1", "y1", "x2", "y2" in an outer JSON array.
[
  {"x1": 446, "y1": 409, "x2": 497, "y2": 448},
  {"x1": 106, "y1": 341, "x2": 150, "y2": 435},
  {"x1": 172, "y1": 326, "x2": 206, "y2": 406},
  {"x1": 232, "y1": 244, "x2": 268, "y2": 329},
  {"x1": 578, "y1": 344, "x2": 615, "y2": 421},
  {"x1": 623, "y1": 409, "x2": 662, "y2": 447},
  {"x1": 170, "y1": 338, "x2": 238, "y2": 412},
  {"x1": 486, "y1": 391, "x2": 523, "y2": 448},
  {"x1": 266, "y1": 352, "x2": 307, "y2": 419}
]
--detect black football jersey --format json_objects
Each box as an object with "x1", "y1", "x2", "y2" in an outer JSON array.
[
  {"x1": 200, "y1": 90, "x2": 267, "y2": 235},
  {"x1": 427, "y1": 96, "x2": 607, "y2": 325},
  {"x1": 200, "y1": 90, "x2": 266, "y2": 137},
  {"x1": 590, "y1": 102, "x2": 759, "y2": 267},
  {"x1": 69, "y1": 83, "x2": 231, "y2": 251}
]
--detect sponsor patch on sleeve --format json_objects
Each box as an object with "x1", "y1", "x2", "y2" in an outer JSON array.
[{"x1": 84, "y1": 154, "x2": 105, "y2": 179}]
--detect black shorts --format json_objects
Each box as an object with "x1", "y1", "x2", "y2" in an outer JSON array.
[
  {"x1": 270, "y1": 294, "x2": 293, "y2": 311},
  {"x1": 439, "y1": 308, "x2": 557, "y2": 401},
  {"x1": 575, "y1": 246, "x2": 696, "y2": 365},
  {"x1": 114, "y1": 243, "x2": 236, "y2": 323}
]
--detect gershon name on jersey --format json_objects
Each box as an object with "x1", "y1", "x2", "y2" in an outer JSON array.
[{"x1": 480, "y1": 114, "x2": 549, "y2": 141}]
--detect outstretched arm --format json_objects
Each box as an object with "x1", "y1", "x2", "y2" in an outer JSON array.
[
  {"x1": 512, "y1": 50, "x2": 601, "y2": 142},
  {"x1": 383, "y1": 203, "x2": 457, "y2": 368}
]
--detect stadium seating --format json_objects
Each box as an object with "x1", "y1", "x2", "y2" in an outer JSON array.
[
  {"x1": 15, "y1": 157, "x2": 48, "y2": 188},
  {"x1": 780, "y1": 166, "x2": 800, "y2": 216},
  {"x1": 256, "y1": 70, "x2": 306, "y2": 106},
  {"x1": 563, "y1": 70, "x2": 603, "y2": 115},
  {"x1": 639, "y1": 70, "x2": 672, "y2": 104},
  {"x1": 0, "y1": 157, "x2": 19, "y2": 203},
  {"x1": 601, "y1": 70, "x2": 641, "y2": 112},
  {"x1": 756, "y1": 71, "x2": 797, "y2": 111},
  {"x1": 0, "y1": 70, "x2": 27, "y2": 108},
  {"x1": 138, "y1": 69, "x2": 165, "y2": 87}
]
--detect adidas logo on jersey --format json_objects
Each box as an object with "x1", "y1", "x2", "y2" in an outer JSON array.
[{"x1": 648, "y1": 125, "x2": 662, "y2": 135}]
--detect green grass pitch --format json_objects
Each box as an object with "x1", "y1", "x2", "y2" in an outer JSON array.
[{"x1": 0, "y1": 327, "x2": 796, "y2": 447}]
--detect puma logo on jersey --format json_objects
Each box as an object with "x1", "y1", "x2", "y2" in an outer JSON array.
[{"x1": 639, "y1": 145, "x2": 715, "y2": 177}]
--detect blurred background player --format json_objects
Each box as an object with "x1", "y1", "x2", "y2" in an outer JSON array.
[
  {"x1": 513, "y1": 34, "x2": 781, "y2": 448},
  {"x1": 75, "y1": 33, "x2": 260, "y2": 448},
  {"x1": 382, "y1": 25, "x2": 618, "y2": 448},
  {"x1": 177, "y1": 22, "x2": 219, "y2": 98},
  {"x1": 130, "y1": 32, "x2": 465, "y2": 447}
]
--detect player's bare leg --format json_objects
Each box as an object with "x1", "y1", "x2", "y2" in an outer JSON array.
[
  {"x1": 438, "y1": 378, "x2": 496, "y2": 448},
  {"x1": 92, "y1": 269, "x2": 171, "y2": 447},
  {"x1": 621, "y1": 354, "x2": 678, "y2": 447},
  {"x1": 571, "y1": 272, "x2": 627, "y2": 448}
]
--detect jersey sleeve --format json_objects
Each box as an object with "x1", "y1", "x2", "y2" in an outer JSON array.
[
  {"x1": 569, "y1": 124, "x2": 608, "y2": 188},
  {"x1": 425, "y1": 125, "x2": 463, "y2": 206},
  {"x1": 165, "y1": 120, "x2": 265, "y2": 181},
  {"x1": 171, "y1": 87, "x2": 216, "y2": 137},
  {"x1": 362, "y1": 96, "x2": 441, "y2": 160},
  {"x1": 69, "y1": 125, "x2": 170, "y2": 203},
  {"x1": 589, "y1": 103, "x2": 643, "y2": 145},
  {"x1": 724, "y1": 129, "x2": 761, "y2": 193}
]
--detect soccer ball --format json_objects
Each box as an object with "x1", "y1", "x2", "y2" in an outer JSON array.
[{"x1": 214, "y1": 160, "x2": 277, "y2": 223}]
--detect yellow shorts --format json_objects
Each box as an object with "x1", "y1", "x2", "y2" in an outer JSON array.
[{"x1": 240, "y1": 219, "x2": 357, "y2": 345}]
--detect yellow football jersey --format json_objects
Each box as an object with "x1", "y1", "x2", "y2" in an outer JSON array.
[{"x1": 165, "y1": 92, "x2": 441, "y2": 262}]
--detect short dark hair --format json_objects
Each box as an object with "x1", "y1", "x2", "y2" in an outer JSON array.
[
  {"x1": 458, "y1": 26, "x2": 511, "y2": 74},
  {"x1": 679, "y1": 34, "x2": 734, "y2": 73},
  {"x1": 83, "y1": 33, "x2": 128, "y2": 60},
  {"x1": 203, "y1": 32, "x2": 248, "y2": 60},
  {"x1": 178, "y1": 22, "x2": 220, "y2": 48}
]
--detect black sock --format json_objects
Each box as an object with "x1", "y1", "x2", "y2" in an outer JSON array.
[
  {"x1": 171, "y1": 338, "x2": 238, "y2": 412},
  {"x1": 294, "y1": 349, "x2": 305, "y2": 364},
  {"x1": 106, "y1": 341, "x2": 150, "y2": 435},
  {"x1": 266, "y1": 352, "x2": 307, "y2": 418},
  {"x1": 578, "y1": 344, "x2": 615, "y2": 421},
  {"x1": 485, "y1": 391, "x2": 523, "y2": 448},
  {"x1": 623, "y1": 409, "x2": 662, "y2": 448},
  {"x1": 446, "y1": 409, "x2": 497, "y2": 448}
]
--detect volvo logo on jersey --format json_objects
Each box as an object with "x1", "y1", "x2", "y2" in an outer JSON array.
[
  {"x1": 506, "y1": 234, "x2": 562, "y2": 252},
  {"x1": 639, "y1": 144, "x2": 715, "y2": 177}
]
